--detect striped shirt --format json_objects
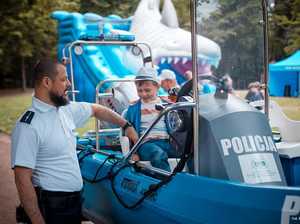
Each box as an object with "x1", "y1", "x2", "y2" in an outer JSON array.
[{"x1": 140, "y1": 98, "x2": 169, "y2": 140}]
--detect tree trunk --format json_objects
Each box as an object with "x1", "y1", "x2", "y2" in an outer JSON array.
[{"x1": 21, "y1": 57, "x2": 26, "y2": 92}]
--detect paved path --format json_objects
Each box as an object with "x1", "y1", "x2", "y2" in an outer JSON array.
[{"x1": 0, "y1": 133, "x2": 19, "y2": 224}]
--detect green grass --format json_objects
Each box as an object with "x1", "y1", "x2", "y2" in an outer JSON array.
[
  {"x1": 0, "y1": 91, "x2": 32, "y2": 134},
  {"x1": 76, "y1": 118, "x2": 95, "y2": 135},
  {"x1": 0, "y1": 90, "x2": 94, "y2": 135},
  {"x1": 271, "y1": 97, "x2": 300, "y2": 120},
  {"x1": 0, "y1": 90, "x2": 299, "y2": 135}
]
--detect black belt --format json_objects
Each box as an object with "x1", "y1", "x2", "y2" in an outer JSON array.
[{"x1": 35, "y1": 187, "x2": 81, "y2": 197}]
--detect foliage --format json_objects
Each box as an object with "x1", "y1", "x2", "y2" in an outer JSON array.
[
  {"x1": 196, "y1": 0, "x2": 300, "y2": 85},
  {"x1": 269, "y1": 0, "x2": 300, "y2": 60},
  {"x1": 80, "y1": 0, "x2": 191, "y2": 28},
  {"x1": 198, "y1": 0, "x2": 264, "y2": 85},
  {"x1": 172, "y1": 0, "x2": 191, "y2": 29},
  {"x1": 0, "y1": 0, "x2": 79, "y2": 88},
  {"x1": 80, "y1": 0, "x2": 140, "y2": 17},
  {"x1": 0, "y1": 0, "x2": 299, "y2": 89}
]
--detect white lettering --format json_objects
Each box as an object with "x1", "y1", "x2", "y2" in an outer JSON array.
[
  {"x1": 220, "y1": 135, "x2": 278, "y2": 156},
  {"x1": 221, "y1": 139, "x2": 231, "y2": 156},
  {"x1": 263, "y1": 136, "x2": 270, "y2": 151},
  {"x1": 281, "y1": 195, "x2": 300, "y2": 224},
  {"x1": 254, "y1": 135, "x2": 265, "y2": 152},
  {"x1": 232, "y1": 137, "x2": 244, "y2": 154},
  {"x1": 242, "y1": 136, "x2": 254, "y2": 153},
  {"x1": 268, "y1": 136, "x2": 277, "y2": 152},
  {"x1": 248, "y1": 136, "x2": 257, "y2": 153}
]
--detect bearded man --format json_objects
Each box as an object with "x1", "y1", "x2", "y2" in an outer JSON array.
[{"x1": 11, "y1": 59, "x2": 138, "y2": 224}]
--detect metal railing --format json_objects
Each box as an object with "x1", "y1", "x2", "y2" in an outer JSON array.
[
  {"x1": 190, "y1": 0, "x2": 200, "y2": 175},
  {"x1": 261, "y1": 0, "x2": 270, "y2": 117},
  {"x1": 95, "y1": 78, "x2": 137, "y2": 152},
  {"x1": 63, "y1": 40, "x2": 154, "y2": 101}
]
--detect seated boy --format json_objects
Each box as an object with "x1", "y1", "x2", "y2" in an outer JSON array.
[{"x1": 125, "y1": 67, "x2": 176, "y2": 171}]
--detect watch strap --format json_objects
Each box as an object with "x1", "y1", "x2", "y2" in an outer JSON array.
[{"x1": 123, "y1": 121, "x2": 132, "y2": 131}]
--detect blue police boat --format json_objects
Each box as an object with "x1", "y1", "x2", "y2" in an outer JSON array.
[{"x1": 53, "y1": 0, "x2": 300, "y2": 223}]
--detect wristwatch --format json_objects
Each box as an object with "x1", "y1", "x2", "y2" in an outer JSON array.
[{"x1": 122, "y1": 121, "x2": 133, "y2": 131}]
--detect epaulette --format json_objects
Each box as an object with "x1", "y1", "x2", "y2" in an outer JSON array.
[{"x1": 20, "y1": 111, "x2": 35, "y2": 124}]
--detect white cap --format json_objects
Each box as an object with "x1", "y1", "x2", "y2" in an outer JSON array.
[
  {"x1": 135, "y1": 67, "x2": 160, "y2": 84},
  {"x1": 160, "y1": 69, "x2": 176, "y2": 81}
]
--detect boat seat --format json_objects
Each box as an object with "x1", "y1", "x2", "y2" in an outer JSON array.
[
  {"x1": 276, "y1": 142, "x2": 300, "y2": 159},
  {"x1": 269, "y1": 100, "x2": 300, "y2": 156}
]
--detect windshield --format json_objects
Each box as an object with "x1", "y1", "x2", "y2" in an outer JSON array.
[{"x1": 196, "y1": 0, "x2": 264, "y2": 92}]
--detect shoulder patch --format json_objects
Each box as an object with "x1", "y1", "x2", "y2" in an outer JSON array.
[{"x1": 20, "y1": 111, "x2": 35, "y2": 124}]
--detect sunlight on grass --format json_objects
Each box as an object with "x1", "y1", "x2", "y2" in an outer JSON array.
[
  {"x1": 0, "y1": 91, "x2": 299, "y2": 135},
  {"x1": 76, "y1": 118, "x2": 95, "y2": 135},
  {"x1": 0, "y1": 91, "x2": 94, "y2": 135},
  {"x1": 274, "y1": 97, "x2": 300, "y2": 120},
  {"x1": 0, "y1": 91, "x2": 32, "y2": 134}
]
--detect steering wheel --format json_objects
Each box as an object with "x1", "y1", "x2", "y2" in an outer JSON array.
[
  {"x1": 176, "y1": 74, "x2": 219, "y2": 101},
  {"x1": 176, "y1": 79, "x2": 193, "y2": 100}
]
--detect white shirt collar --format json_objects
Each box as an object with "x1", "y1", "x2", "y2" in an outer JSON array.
[{"x1": 32, "y1": 96, "x2": 57, "y2": 113}]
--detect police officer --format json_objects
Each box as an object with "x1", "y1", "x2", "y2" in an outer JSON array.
[{"x1": 11, "y1": 59, "x2": 138, "y2": 224}]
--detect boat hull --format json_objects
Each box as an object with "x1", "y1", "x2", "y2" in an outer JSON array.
[{"x1": 80, "y1": 152, "x2": 300, "y2": 224}]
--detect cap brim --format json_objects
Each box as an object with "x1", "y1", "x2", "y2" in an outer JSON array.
[{"x1": 135, "y1": 76, "x2": 160, "y2": 84}]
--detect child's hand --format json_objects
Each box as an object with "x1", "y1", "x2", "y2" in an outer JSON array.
[{"x1": 131, "y1": 153, "x2": 140, "y2": 161}]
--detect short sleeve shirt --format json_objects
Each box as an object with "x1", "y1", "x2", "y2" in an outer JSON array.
[
  {"x1": 140, "y1": 98, "x2": 168, "y2": 140},
  {"x1": 11, "y1": 97, "x2": 92, "y2": 192}
]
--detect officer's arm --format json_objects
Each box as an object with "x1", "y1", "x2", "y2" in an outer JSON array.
[
  {"x1": 14, "y1": 167, "x2": 45, "y2": 224},
  {"x1": 91, "y1": 104, "x2": 138, "y2": 143}
]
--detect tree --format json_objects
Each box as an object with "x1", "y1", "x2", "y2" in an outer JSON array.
[
  {"x1": 172, "y1": 0, "x2": 191, "y2": 29},
  {"x1": 0, "y1": 0, "x2": 79, "y2": 89},
  {"x1": 1, "y1": 0, "x2": 297, "y2": 89},
  {"x1": 198, "y1": 0, "x2": 264, "y2": 87},
  {"x1": 80, "y1": 0, "x2": 191, "y2": 28},
  {"x1": 269, "y1": 0, "x2": 300, "y2": 59},
  {"x1": 80, "y1": 0, "x2": 140, "y2": 17}
]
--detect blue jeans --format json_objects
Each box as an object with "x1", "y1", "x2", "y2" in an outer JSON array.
[{"x1": 138, "y1": 139, "x2": 176, "y2": 172}]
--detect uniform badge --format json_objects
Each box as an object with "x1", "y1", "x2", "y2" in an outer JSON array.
[{"x1": 20, "y1": 111, "x2": 35, "y2": 124}]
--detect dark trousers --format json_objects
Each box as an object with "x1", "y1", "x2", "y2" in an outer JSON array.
[{"x1": 17, "y1": 188, "x2": 82, "y2": 224}]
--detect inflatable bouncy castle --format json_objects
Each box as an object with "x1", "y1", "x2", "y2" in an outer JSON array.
[{"x1": 51, "y1": 0, "x2": 221, "y2": 103}]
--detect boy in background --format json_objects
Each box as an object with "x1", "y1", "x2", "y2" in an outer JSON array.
[{"x1": 160, "y1": 69, "x2": 179, "y2": 93}]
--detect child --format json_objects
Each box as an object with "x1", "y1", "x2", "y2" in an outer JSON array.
[
  {"x1": 125, "y1": 67, "x2": 176, "y2": 171},
  {"x1": 245, "y1": 81, "x2": 264, "y2": 102},
  {"x1": 160, "y1": 69, "x2": 179, "y2": 93}
]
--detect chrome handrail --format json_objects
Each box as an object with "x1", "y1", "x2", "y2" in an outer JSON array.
[
  {"x1": 66, "y1": 40, "x2": 154, "y2": 101},
  {"x1": 261, "y1": 0, "x2": 270, "y2": 117},
  {"x1": 191, "y1": 0, "x2": 200, "y2": 175},
  {"x1": 95, "y1": 78, "x2": 137, "y2": 152}
]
